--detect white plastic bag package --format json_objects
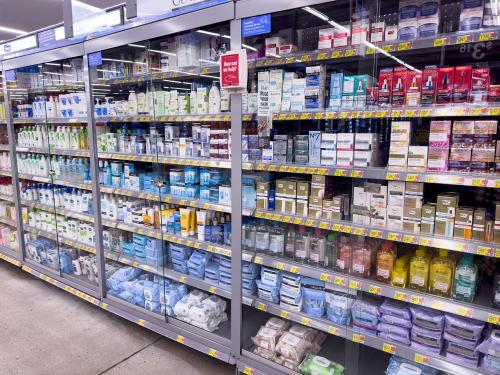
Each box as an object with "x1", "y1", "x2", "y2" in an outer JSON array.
[
  {"x1": 288, "y1": 324, "x2": 317, "y2": 342},
  {"x1": 188, "y1": 303, "x2": 211, "y2": 323},
  {"x1": 185, "y1": 290, "x2": 208, "y2": 304},
  {"x1": 203, "y1": 295, "x2": 227, "y2": 315},
  {"x1": 276, "y1": 355, "x2": 301, "y2": 371},
  {"x1": 173, "y1": 295, "x2": 196, "y2": 317},
  {"x1": 251, "y1": 326, "x2": 281, "y2": 351},
  {"x1": 253, "y1": 346, "x2": 277, "y2": 361},
  {"x1": 265, "y1": 317, "x2": 290, "y2": 334},
  {"x1": 275, "y1": 332, "x2": 311, "y2": 362}
]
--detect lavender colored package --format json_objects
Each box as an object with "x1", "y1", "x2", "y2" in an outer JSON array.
[
  {"x1": 445, "y1": 340, "x2": 480, "y2": 367},
  {"x1": 477, "y1": 329, "x2": 500, "y2": 357},
  {"x1": 444, "y1": 313, "x2": 485, "y2": 341},
  {"x1": 444, "y1": 330, "x2": 480, "y2": 350},
  {"x1": 378, "y1": 331, "x2": 411, "y2": 346},
  {"x1": 351, "y1": 296, "x2": 382, "y2": 330},
  {"x1": 380, "y1": 313, "x2": 413, "y2": 328},
  {"x1": 380, "y1": 299, "x2": 411, "y2": 320},
  {"x1": 410, "y1": 305, "x2": 444, "y2": 331},
  {"x1": 377, "y1": 322, "x2": 411, "y2": 340},
  {"x1": 411, "y1": 324, "x2": 444, "y2": 349},
  {"x1": 411, "y1": 340, "x2": 442, "y2": 355},
  {"x1": 480, "y1": 354, "x2": 500, "y2": 373}
]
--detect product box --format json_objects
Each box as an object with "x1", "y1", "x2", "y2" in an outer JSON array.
[
  {"x1": 342, "y1": 76, "x2": 355, "y2": 108},
  {"x1": 329, "y1": 73, "x2": 344, "y2": 108},
  {"x1": 453, "y1": 66, "x2": 472, "y2": 103},
  {"x1": 353, "y1": 186, "x2": 370, "y2": 210},
  {"x1": 256, "y1": 195, "x2": 269, "y2": 210},
  {"x1": 370, "y1": 185, "x2": 388, "y2": 209},
  {"x1": 429, "y1": 120, "x2": 452, "y2": 148},
  {"x1": 454, "y1": 206, "x2": 474, "y2": 239},
  {"x1": 321, "y1": 133, "x2": 337, "y2": 150},
  {"x1": 297, "y1": 181, "x2": 310, "y2": 200},
  {"x1": 427, "y1": 147, "x2": 449, "y2": 172},
  {"x1": 257, "y1": 181, "x2": 272, "y2": 196},
  {"x1": 418, "y1": 0, "x2": 440, "y2": 37},
  {"x1": 265, "y1": 36, "x2": 285, "y2": 56},
  {"x1": 459, "y1": 0, "x2": 485, "y2": 31},
  {"x1": 378, "y1": 68, "x2": 394, "y2": 106},
  {"x1": 370, "y1": 21, "x2": 386, "y2": 43},
  {"x1": 471, "y1": 142, "x2": 496, "y2": 173},
  {"x1": 387, "y1": 205, "x2": 404, "y2": 230},
  {"x1": 436, "y1": 192, "x2": 459, "y2": 216},
  {"x1": 421, "y1": 203, "x2": 436, "y2": 234},
  {"x1": 291, "y1": 78, "x2": 306, "y2": 112},
  {"x1": 421, "y1": 66, "x2": 439, "y2": 105},
  {"x1": 408, "y1": 146, "x2": 428, "y2": 171},
  {"x1": 321, "y1": 150, "x2": 337, "y2": 166},
  {"x1": 391, "y1": 121, "x2": 411, "y2": 143},
  {"x1": 337, "y1": 133, "x2": 355, "y2": 150},
  {"x1": 449, "y1": 144, "x2": 472, "y2": 172},
  {"x1": 472, "y1": 207, "x2": 487, "y2": 241},
  {"x1": 296, "y1": 199, "x2": 308, "y2": 217},
  {"x1": 392, "y1": 67, "x2": 408, "y2": 106},
  {"x1": 435, "y1": 215, "x2": 455, "y2": 237},
  {"x1": 405, "y1": 181, "x2": 424, "y2": 196},
  {"x1": 371, "y1": 207, "x2": 387, "y2": 228},
  {"x1": 309, "y1": 131, "x2": 321, "y2": 165},
  {"x1": 403, "y1": 207, "x2": 422, "y2": 233},
  {"x1": 354, "y1": 150, "x2": 379, "y2": 167},
  {"x1": 495, "y1": 204, "x2": 500, "y2": 244},
  {"x1": 367, "y1": 87, "x2": 378, "y2": 106},
  {"x1": 388, "y1": 181, "x2": 406, "y2": 206},
  {"x1": 354, "y1": 74, "x2": 372, "y2": 108},
  {"x1": 336, "y1": 150, "x2": 354, "y2": 167},
  {"x1": 437, "y1": 67, "x2": 455, "y2": 104},
  {"x1": 351, "y1": 21, "x2": 370, "y2": 46},
  {"x1": 406, "y1": 70, "x2": 422, "y2": 106},
  {"x1": 333, "y1": 25, "x2": 350, "y2": 48},
  {"x1": 398, "y1": 0, "x2": 419, "y2": 40},
  {"x1": 385, "y1": 25, "x2": 399, "y2": 40},
  {"x1": 388, "y1": 145, "x2": 409, "y2": 169},
  {"x1": 471, "y1": 67, "x2": 490, "y2": 104},
  {"x1": 318, "y1": 28, "x2": 335, "y2": 49}
]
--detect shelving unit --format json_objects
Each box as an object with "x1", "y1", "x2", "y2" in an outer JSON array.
[{"x1": 0, "y1": 0, "x2": 498, "y2": 374}]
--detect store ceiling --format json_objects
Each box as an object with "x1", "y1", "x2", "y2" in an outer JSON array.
[{"x1": 0, "y1": 0, "x2": 123, "y2": 41}]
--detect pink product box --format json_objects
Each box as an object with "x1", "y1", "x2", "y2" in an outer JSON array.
[
  {"x1": 427, "y1": 147, "x2": 449, "y2": 172},
  {"x1": 429, "y1": 121, "x2": 452, "y2": 148}
]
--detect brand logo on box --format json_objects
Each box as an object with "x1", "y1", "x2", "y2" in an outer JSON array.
[{"x1": 221, "y1": 53, "x2": 239, "y2": 88}]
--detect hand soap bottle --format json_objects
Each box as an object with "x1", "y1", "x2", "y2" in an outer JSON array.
[
  {"x1": 429, "y1": 249, "x2": 454, "y2": 297},
  {"x1": 453, "y1": 254, "x2": 477, "y2": 302},
  {"x1": 409, "y1": 247, "x2": 430, "y2": 292},
  {"x1": 391, "y1": 253, "x2": 411, "y2": 288},
  {"x1": 376, "y1": 241, "x2": 396, "y2": 283}
]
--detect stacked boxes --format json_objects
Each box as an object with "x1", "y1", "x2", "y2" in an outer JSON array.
[
  {"x1": 257, "y1": 181, "x2": 274, "y2": 211},
  {"x1": 449, "y1": 121, "x2": 474, "y2": 172},
  {"x1": 320, "y1": 133, "x2": 337, "y2": 166},
  {"x1": 435, "y1": 192, "x2": 459, "y2": 237},
  {"x1": 281, "y1": 72, "x2": 297, "y2": 112},
  {"x1": 305, "y1": 66, "x2": 326, "y2": 110},
  {"x1": 337, "y1": 132, "x2": 355, "y2": 167},
  {"x1": 273, "y1": 134, "x2": 290, "y2": 164},
  {"x1": 329, "y1": 72, "x2": 344, "y2": 109},
  {"x1": 403, "y1": 182, "x2": 424, "y2": 233},
  {"x1": 389, "y1": 121, "x2": 411, "y2": 169},
  {"x1": 387, "y1": 181, "x2": 405, "y2": 230},
  {"x1": 428, "y1": 120, "x2": 451, "y2": 172},
  {"x1": 295, "y1": 135, "x2": 309, "y2": 164},
  {"x1": 354, "y1": 133, "x2": 380, "y2": 167},
  {"x1": 471, "y1": 120, "x2": 497, "y2": 173},
  {"x1": 269, "y1": 69, "x2": 284, "y2": 113}
]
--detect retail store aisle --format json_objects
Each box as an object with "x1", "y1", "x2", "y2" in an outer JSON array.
[{"x1": 0, "y1": 262, "x2": 234, "y2": 375}]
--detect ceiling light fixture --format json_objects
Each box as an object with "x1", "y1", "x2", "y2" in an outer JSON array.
[
  {"x1": 0, "y1": 25, "x2": 28, "y2": 35},
  {"x1": 196, "y1": 30, "x2": 220, "y2": 37}
]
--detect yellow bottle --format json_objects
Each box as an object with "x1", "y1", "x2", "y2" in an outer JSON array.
[
  {"x1": 429, "y1": 249, "x2": 454, "y2": 297},
  {"x1": 409, "y1": 248, "x2": 430, "y2": 292},
  {"x1": 392, "y1": 253, "x2": 411, "y2": 288}
]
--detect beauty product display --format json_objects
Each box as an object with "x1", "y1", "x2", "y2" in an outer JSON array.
[
  {"x1": 16, "y1": 93, "x2": 87, "y2": 119},
  {"x1": 17, "y1": 125, "x2": 88, "y2": 150},
  {"x1": 97, "y1": 122, "x2": 231, "y2": 160},
  {"x1": 17, "y1": 153, "x2": 91, "y2": 182}
]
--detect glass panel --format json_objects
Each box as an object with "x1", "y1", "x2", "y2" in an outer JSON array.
[
  {"x1": 10, "y1": 58, "x2": 98, "y2": 289},
  {"x1": 0, "y1": 72, "x2": 19, "y2": 253},
  {"x1": 90, "y1": 19, "x2": 232, "y2": 342},
  {"x1": 240, "y1": 1, "x2": 500, "y2": 374}
]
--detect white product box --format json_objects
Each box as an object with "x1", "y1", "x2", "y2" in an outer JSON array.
[
  {"x1": 258, "y1": 71, "x2": 270, "y2": 116},
  {"x1": 385, "y1": 25, "x2": 398, "y2": 41},
  {"x1": 370, "y1": 21, "x2": 386, "y2": 43},
  {"x1": 408, "y1": 146, "x2": 429, "y2": 171},
  {"x1": 321, "y1": 149, "x2": 337, "y2": 166},
  {"x1": 351, "y1": 21, "x2": 370, "y2": 46},
  {"x1": 355, "y1": 133, "x2": 379, "y2": 151},
  {"x1": 388, "y1": 181, "x2": 405, "y2": 206},
  {"x1": 265, "y1": 37, "x2": 285, "y2": 56},
  {"x1": 318, "y1": 28, "x2": 335, "y2": 49},
  {"x1": 337, "y1": 133, "x2": 355, "y2": 150},
  {"x1": 336, "y1": 150, "x2": 353, "y2": 167},
  {"x1": 320, "y1": 133, "x2": 337, "y2": 150},
  {"x1": 309, "y1": 131, "x2": 321, "y2": 165},
  {"x1": 333, "y1": 26, "x2": 350, "y2": 48},
  {"x1": 388, "y1": 145, "x2": 409, "y2": 169},
  {"x1": 391, "y1": 121, "x2": 411, "y2": 143},
  {"x1": 353, "y1": 150, "x2": 379, "y2": 167}
]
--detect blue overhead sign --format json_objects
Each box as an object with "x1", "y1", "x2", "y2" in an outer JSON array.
[
  {"x1": 38, "y1": 29, "x2": 56, "y2": 48},
  {"x1": 88, "y1": 52, "x2": 102, "y2": 68},
  {"x1": 242, "y1": 14, "x2": 271, "y2": 37},
  {"x1": 5, "y1": 70, "x2": 16, "y2": 82}
]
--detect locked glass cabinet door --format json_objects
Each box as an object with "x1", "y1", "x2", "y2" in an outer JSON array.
[
  {"x1": 236, "y1": 0, "x2": 500, "y2": 374},
  {"x1": 10, "y1": 58, "x2": 99, "y2": 291},
  {"x1": 89, "y1": 18, "x2": 233, "y2": 346}
]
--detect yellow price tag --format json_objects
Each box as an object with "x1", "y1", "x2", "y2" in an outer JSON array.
[
  {"x1": 433, "y1": 38, "x2": 446, "y2": 47},
  {"x1": 317, "y1": 52, "x2": 327, "y2": 60},
  {"x1": 138, "y1": 319, "x2": 145, "y2": 327},
  {"x1": 345, "y1": 49, "x2": 356, "y2": 57},
  {"x1": 301, "y1": 317, "x2": 311, "y2": 326},
  {"x1": 495, "y1": 180, "x2": 500, "y2": 188},
  {"x1": 243, "y1": 367, "x2": 254, "y2": 375},
  {"x1": 477, "y1": 246, "x2": 490, "y2": 256},
  {"x1": 369, "y1": 230, "x2": 383, "y2": 238},
  {"x1": 209, "y1": 286, "x2": 217, "y2": 293},
  {"x1": 488, "y1": 314, "x2": 500, "y2": 325},
  {"x1": 414, "y1": 354, "x2": 429, "y2": 364},
  {"x1": 457, "y1": 307, "x2": 472, "y2": 317},
  {"x1": 179, "y1": 276, "x2": 186, "y2": 283},
  {"x1": 403, "y1": 235, "x2": 416, "y2": 244},
  {"x1": 398, "y1": 42, "x2": 411, "y2": 51},
  {"x1": 479, "y1": 32, "x2": 494, "y2": 41},
  {"x1": 254, "y1": 257, "x2": 263, "y2": 264},
  {"x1": 331, "y1": 51, "x2": 341, "y2": 58},
  {"x1": 472, "y1": 178, "x2": 486, "y2": 187},
  {"x1": 176, "y1": 335, "x2": 184, "y2": 343},
  {"x1": 257, "y1": 302, "x2": 267, "y2": 311},
  {"x1": 349, "y1": 280, "x2": 361, "y2": 290},
  {"x1": 387, "y1": 233, "x2": 399, "y2": 241},
  {"x1": 334, "y1": 276, "x2": 346, "y2": 286},
  {"x1": 369, "y1": 285, "x2": 382, "y2": 295},
  {"x1": 394, "y1": 291, "x2": 408, "y2": 301},
  {"x1": 386, "y1": 172, "x2": 400, "y2": 181},
  {"x1": 352, "y1": 334, "x2": 365, "y2": 343},
  {"x1": 328, "y1": 326, "x2": 338, "y2": 335},
  {"x1": 320, "y1": 273, "x2": 331, "y2": 282},
  {"x1": 289, "y1": 266, "x2": 300, "y2": 274},
  {"x1": 383, "y1": 343, "x2": 396, "y2": 354},
  {"x1": 208, "y1": 349, "x2": 217, "y2": 357},
  {"x1": 411, "y1": 295, "x2": 424, "y2": 305},
  {"x1": 431, "y1": 300, "x2": 445, "y2": 310},
  {"x1": 491, "y1": 107, "x2": 500, "y2": 116},
  {"x1": 457, "y1": 35, "x2": 471, "y2": 44},
  {"x1": 280, "y1": 310, "x2": 289, "y2": 319},
  {"x1": 275, "y1": 262, "x2": 285, "y2": 270},
  {"x1": 406, "y1": 174, "x2": 419, "y2": 182}
]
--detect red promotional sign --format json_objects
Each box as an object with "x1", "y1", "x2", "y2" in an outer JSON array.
[{"x1": 221, "y1": 52, "x2": 240, "y2": 88}]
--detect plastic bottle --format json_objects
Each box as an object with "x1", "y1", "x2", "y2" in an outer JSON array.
[
  {"x1": 309, "y1": 228, "x2": 326, "y2": 265},
  {"x1": 325, "y1": 233, "x2": 338, "y2": 269},
  {"x1": 453, "y1": 254, "x2": 478, "y2": 302},
  {"x1": 137, "y1": 91, "x2": 147, "y2": 114},
  {"x1": 268, "y1": 223, "x2": 285, "y2": 257},
  {"x1": 335, "y1": 236, "x2": 351, "y2": 273},
  {"x1": 284, "y1": 225, "x2": 296, "y2": 259},
  {"x1": 409, "y1": 247, "x2": 430, "y2": 292},
  {"x1": 351, "y1": 237, "x2": 372, "y2": 278},
  {"x1": 429, "y1": 249, "x2": 454, "y2": 297},
  {"x1": 128, "y1": 91, "x2": 138, "y2": 115},
  {"x1": 208, "y1": 82, "x2": 221, "y2": 114},
  {"x1": 391, "y1": 253, "x2": 411, "y2": 288},
  {"x1": 376, "y1": 241, "x2": 397, "y2": 283},
  {"x1": 255, "y1": 219, "x2": 269, "y2": 253},
  {"x1": 294, "y1": 226, "x2": 310, "y2": 262}
]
